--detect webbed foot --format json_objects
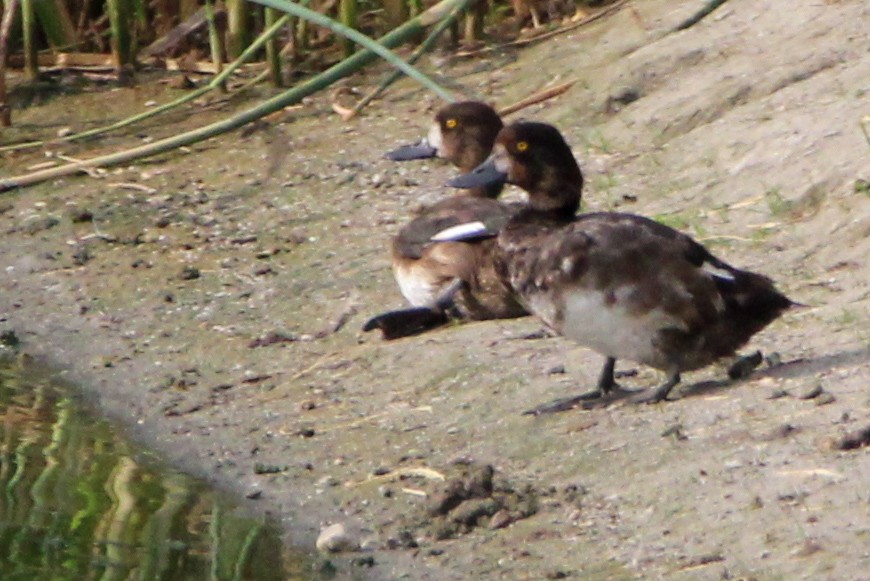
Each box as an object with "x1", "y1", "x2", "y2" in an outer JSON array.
[
  {"x1": 522, "y1": 385, "x2": 640, "y2": 415},
  {"x1": 629, "y1": 372, "x2": 682, "y2": 405},
  {"x1": 727, "y1": 350, "x2": 763, "y2": 380}
]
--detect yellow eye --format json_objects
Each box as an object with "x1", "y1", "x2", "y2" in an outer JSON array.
[
  {"x1": 445, "y1": 118, "x2": 458, "y2": 129},
  {"x1": 516, "y1": 141, "x2": 529, "y2": 152}
]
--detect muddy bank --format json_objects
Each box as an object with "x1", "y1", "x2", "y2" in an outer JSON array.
[{"x1": 2, "y1": 0, "x2": 869, "y2": 579}]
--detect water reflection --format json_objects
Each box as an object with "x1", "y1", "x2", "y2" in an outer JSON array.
[{"x1": 0, "y1": 356, "x2": 298, "y2": 580}]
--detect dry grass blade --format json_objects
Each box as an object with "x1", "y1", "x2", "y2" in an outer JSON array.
[
  {"x1": 346, "y1": 466, "x2": 447, "y2": 487},
  {"x1": 497, "y1": 79, "x2": 575, "y2": 118},
  {"x1": 862, "y1": 115, "x2": 870, "y2": 149},
  {"x1": 314, "y1": 404, "x2": 433, "y2": 434}
]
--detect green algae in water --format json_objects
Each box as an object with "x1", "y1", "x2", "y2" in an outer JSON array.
[{"x1": 0, "y1": 356, "x2": 306, "y2": 580}]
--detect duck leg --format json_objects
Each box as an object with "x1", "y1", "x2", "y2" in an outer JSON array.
[
  {"x1": 362, "y1": 307, "x2": 449, "y2": 339},
  {"x1": 362, "y1": 279, "x2": 465, "y2": 340},
  {"x1": 597, "y1": 357, "x2": 618, "y2": 394},
  {"x1": 522, "y1": 357, "x2": 638, "y2": 415},
  {"x1": 631, "y1": 371, "x2": 682, "y2": 404}
]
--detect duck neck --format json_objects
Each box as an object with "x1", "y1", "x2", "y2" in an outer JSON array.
[
  {"x1": 527, "y1": 193, "x2": 580, "y2": 221},
  {"x1": 518, "y1": 145, "x2": 583, "y2": 217},
  {"x1": 526, "y1": 175, "x2": 582, "y2": 219},
  {"x1": 462, "y1": 181, "x2": 505, "y2": 199}
]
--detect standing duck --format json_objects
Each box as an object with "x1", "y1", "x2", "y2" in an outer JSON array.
[
  {"x1": 363, "y1": 102, "x2": 528, "y2": 339},
  {"x1": 448, "y1": 122, "x2": 795, "y2": 409}
]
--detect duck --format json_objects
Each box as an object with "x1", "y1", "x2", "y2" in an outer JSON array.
[
  {"x1": 363, "y1": 102, "x2": 528, "y2": 339},
  {"x1": 447, "y1": 121, "x2": 796, "y2": 409}
]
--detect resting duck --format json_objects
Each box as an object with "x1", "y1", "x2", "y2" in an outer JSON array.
[
  {"x1": 448, "y1": 122, "x2": 795, "y2": 409},
  {"x1": 363, "y1": 102, "x2": 527, "y2": 339}
]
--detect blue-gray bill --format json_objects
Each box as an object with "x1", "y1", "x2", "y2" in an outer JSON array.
[
  {"x1": 447, "y1": 157, "x2": 507, "y2": 189},
  {"x1": 385, "y1": 140, "x2": 438, "y2": 161}
]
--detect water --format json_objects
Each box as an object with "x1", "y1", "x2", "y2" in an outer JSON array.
[{"x1": 0, "y1": 355, "x2": 307, "y2": 580}]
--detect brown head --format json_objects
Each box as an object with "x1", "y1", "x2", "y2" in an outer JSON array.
[
  {"x1": 386, "y1": 101, "x2": 504, "y2": 198},
  {"x1": 448, "y1": 122, "x2": 583, "y2": 217}
]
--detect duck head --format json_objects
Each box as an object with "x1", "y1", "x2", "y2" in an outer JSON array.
[
  {"x1": 448, "y1": 122, "x2": 583, "y2": 216},
  {"x1": 385, "y1": 101, "x2": 504, "y2": 175}
]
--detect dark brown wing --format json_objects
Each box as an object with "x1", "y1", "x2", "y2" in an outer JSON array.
[{"x1": 393, "y1": 197, "x2": 514, "y2": 260}]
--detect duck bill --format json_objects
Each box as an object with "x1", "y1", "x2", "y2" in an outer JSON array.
[
  {"x1": 447, "y1": 156, "x2": 507, "y2": 189},
  {"x1": 384, "y1": 140, "x2": 438, "y2": 161}
]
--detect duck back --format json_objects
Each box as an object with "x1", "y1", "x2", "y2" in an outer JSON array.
[{"x1": 497, "y1": 212, "x2": 793, "y2": 373}]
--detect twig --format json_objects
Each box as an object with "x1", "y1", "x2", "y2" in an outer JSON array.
[
  {"x1": 674, "y1": 0, "x2": 730, "y2": 32},
  {"x1": 696, "y1": 235, "x2": 754, "y2": 243},
  {"x1": 27, "y1": 160, "x2": 59, "y2": 171},
  {"x1": 496, "y1": 79, "x2": 575, "y2": 117},
  {"x1": 315, "y1": 404, "x2": 433, "y2": 433},
  {"x1": 861, "y1": 115, "x2": 870, "y2": 149},
  {"x1": 346, "y1": 466, "x2": 446, "y2": 488},
  {"x1": 725, "y1": 195, "x2": 764, "y2": 210},
  {"x1": 108, "y1": 182, "x2": 158, "y2": 194},
  {"x1": 54, "y1": 153, "x2": 104, "y2": 178}
]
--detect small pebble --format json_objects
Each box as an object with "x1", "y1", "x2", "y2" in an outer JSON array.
[
  {"x1": 23, "y1": 216, "x2": 59, "y2": 234},
  {"x1": 68, "y1": 207, "x2": 94, "y2": 223},
  {"x1": 317, "y1": 475, "x2": 339, "y2": 488},
  {"x1": 798, "y1": 385, "x2": 824, "y2": 400},
  {"x1": 489, "y1": 509, "x2": 513, "y2": 530},
  {"x1": 72, "y1": 246, "x2": 91, "y2": 266},
  {"x1": 316, "y1": 523, "x2": 359, "y2": 553},
  {"x1": 254, "y1": 463, "x2": 286, "y2": 475},
  {"x1": 179, "y1": 266, "x2": 200, "y2": 280},
  {"x1": 661, "y1": 424, "x2": 687, "y2": 440},
  {"x1": 815, "y1": 393, "x2": 836, "y2": 406},
  {"x1": 351, "y1": 556, "x2": 375, "y2": 568}
]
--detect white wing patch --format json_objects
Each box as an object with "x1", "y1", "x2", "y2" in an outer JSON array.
[
  {"x1": 702, "y1": 261, "x2": 736, "y2": 281},
  {"x1": 431, "y1": 221, "x2": 490, "y2": 242}
]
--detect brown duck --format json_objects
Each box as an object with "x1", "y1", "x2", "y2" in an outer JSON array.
[
  {"x1": 448, "y1": 122, "x2": 796, "y2": 409},
  {"x1": 363, "y1": 102, "x2": 527, "y2": 339}
]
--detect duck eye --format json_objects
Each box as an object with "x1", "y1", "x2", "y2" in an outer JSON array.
[
  {"x1": 516, "y1": 141, "x2": 529, "y2": 152},
  {"x1": 445, "y1": 118, "x2": 458, "y2": 129}
]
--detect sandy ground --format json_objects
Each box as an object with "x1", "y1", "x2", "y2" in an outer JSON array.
[{"x1": 1, "y1": 0, "x2": 869, "y2": 579}]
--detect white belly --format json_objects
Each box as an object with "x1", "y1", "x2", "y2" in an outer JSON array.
[
  {"x1": 394, "y1": 266, "x2": 439, "y2": 307},
  {"x1": 554, "y1": 289, "x2": 685, "y2": 369}
]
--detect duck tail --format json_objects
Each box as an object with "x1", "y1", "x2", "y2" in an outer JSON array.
[
  {"x1": 362, "y1": 307, "x2": 450, "y2": 340},
  {"x1": 714, "y1": 267, "x2": 795, "y2": 327}
]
